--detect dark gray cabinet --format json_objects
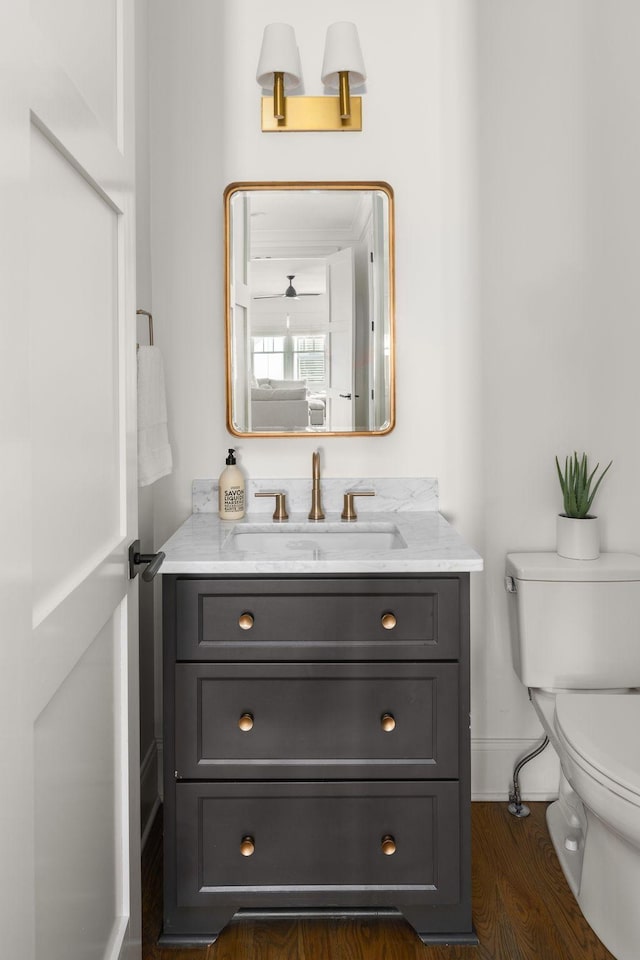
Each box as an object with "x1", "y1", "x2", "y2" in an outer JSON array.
[{"x1": 162, "y1": 574, "x2": 474, "y2": 945}]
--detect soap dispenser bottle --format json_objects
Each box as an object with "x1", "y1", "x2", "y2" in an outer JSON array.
[{"x1": 218, "y1": 448, "x2": 245, "y2": 520}]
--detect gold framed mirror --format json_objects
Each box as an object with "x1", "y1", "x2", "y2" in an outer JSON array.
[{"x1": 224, "y1": 181, "x2": 395, "y2": 437}]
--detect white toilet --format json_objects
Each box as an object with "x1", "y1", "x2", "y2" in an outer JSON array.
[{"x1": 506, "y1": 552, "x2": 640, "y2": 960}]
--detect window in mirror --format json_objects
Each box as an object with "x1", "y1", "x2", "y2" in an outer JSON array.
[{"x1": 225, "y1": 181, "x2": 395, "y2": 437}]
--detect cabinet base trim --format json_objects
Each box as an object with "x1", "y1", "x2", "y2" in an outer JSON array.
[
  {"x1": 159, "y1": 932, "x2": 217, "y2": 947},
  {"x1": 416, "y1": 929, "x2": 479, "y2": 945},
  {"x1": 161, "y1": 908, "x2": 477, "y2": 946}
]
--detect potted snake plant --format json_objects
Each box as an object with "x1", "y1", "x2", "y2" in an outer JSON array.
[{"x1": 555, "y1": 452, "x2": 612, "y2": 559}]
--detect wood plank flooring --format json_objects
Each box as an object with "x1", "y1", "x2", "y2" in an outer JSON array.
[{"x1": 142, "y1": 803, "x2": 615, "y2": 960}]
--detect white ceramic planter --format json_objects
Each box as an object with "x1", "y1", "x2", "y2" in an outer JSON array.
[{"x1": 556, "y1": 514, "x2": 600, "y2": 560}]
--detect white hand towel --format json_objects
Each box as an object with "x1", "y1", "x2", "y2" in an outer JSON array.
[{"x1": 137, "y1": 345, "x2": 173, "y2": 487}]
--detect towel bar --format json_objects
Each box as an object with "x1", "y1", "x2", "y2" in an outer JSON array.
[{"x1": 136, "y1": 309, "x2": 154, "y2": 347}]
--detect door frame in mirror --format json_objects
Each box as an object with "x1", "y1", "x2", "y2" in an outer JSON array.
[{"x1": 224, "y1": 181, "x2": 395, "y2": 438}]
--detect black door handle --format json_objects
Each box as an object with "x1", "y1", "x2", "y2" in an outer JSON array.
[
  {"x1": 339, "y1": 393, "x2": 352, "y2": 399},
  {"x1": 128, "y1": 539, "x2": 165, "y2": 581}
]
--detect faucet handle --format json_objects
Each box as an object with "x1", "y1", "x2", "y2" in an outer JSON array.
[
  {"x1": 255, "y1": 491, "x2": 289, "y2": 522},
  {"x1": 341, "y1": 490, "x2": 375, "y2": 522}
]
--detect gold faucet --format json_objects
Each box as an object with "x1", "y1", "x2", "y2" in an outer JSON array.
[{"x1": 308, "y1": 450, "x2": 325, "y2": 521}]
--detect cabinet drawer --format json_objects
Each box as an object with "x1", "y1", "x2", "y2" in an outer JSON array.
[
  {"x1": 173, "y1": 577, "x2": 460, "y2": 661},
  {"x1": 175, "y1": 780, "x2": 460, "y2": 907},
  {"x1": 174, "y1": 661, "x2": 459, "y2": 779}
]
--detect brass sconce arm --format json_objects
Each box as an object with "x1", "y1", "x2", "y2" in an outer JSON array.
[
  {"x1": 338, "y1": 71, "x2": 351, "y2": 120},
  {"x1": 273, "y1": 71, "x2": 285, "y2": 120}
]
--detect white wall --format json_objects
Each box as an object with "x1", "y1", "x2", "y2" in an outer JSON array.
[
  {"x1": 147, "y1": 0, "x2": 640, "y2": 798},
  {"x1": 149, "y1": 0, "x2": 481, "y2": 537},
  {"x1": 478, "y1": 0, "x2": 640, "y2": 795},
  {"x1": 135, "y1": 0, "x2": 162, "y2": 839}
]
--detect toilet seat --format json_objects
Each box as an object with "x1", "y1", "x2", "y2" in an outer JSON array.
[{"x1": 555, "y1": 694, "x2": 640, "y2": 803}]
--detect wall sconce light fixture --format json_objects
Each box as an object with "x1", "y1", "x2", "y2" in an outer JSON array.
[
  {"x1": 258, "y1": 21, "x2": 366, "y2": 132},
  {"x1": 321, "y1": 22, "x2": 366, "y2": 121},
  {"x1": 256, "y1": 23, "x2": 302, "y2": 122}
]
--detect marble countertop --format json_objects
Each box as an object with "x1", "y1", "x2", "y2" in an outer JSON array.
[{"x1": 159, "y1": 510, "x2": 483, "y2": 575}]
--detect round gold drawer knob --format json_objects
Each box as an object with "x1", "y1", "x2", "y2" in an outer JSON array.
[
  {"x1": 381, "y1": 612, "x2": 397, "y2": 630},
  {"x1": 238, "y1": 612, "x2": 254, "y2": 631},
  {"x1": 238, "y1": 712, "x2": 254, "y2": 732},
  {"x1": 381, "y1": 835, "x2": 396, "y2": 856},
  {"x1": 240, "y1": 836, "x2": 255, "y2": 857},
  {"x1": 381, "y1": 713, "x2": 396, "y2": 732}
]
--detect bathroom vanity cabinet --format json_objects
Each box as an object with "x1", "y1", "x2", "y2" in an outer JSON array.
[{"x1": 161, "y1": 573, "x2": 475, "y2": 945}]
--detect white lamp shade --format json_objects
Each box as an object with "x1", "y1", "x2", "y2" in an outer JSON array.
[
  {"x1": 321, "y1": 22, "x2": 366, "y2": 88},
  {"x1": 256, "y1": 23, "x2": 302, "y2": 91}
]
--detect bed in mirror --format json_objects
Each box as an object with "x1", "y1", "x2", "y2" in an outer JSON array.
[{"x1": 224, "y1": 181, "x2": 395, "y2": 437}]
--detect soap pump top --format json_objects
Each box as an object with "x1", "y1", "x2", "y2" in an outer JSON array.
[{"x1": 218, "y1": 448, "x2": 245, "y2": 520}]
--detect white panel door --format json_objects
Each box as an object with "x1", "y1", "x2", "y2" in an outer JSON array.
[
  {"x1": 0, "y1": 3, "x2": 140, "y2": 959},
  {"x1": 326, "y1": 247, "x2": 355, "y2": 431}
]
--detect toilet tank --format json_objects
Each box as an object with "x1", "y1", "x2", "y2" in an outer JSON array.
[{"x1": 506, "y1": 553, "x2": 640, "y2": 689}]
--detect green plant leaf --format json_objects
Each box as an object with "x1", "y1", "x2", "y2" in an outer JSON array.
[
  {"x1": 555, "y1": 452, "x2": 612, "y2": 519},
  {"x1": 585, "y1": 460, "x2": 613, "y2": 515}
]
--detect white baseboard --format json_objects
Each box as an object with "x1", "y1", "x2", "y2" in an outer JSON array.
[
  {"x1": 140, "y1": 739, "x2": 161, "y2": 848},
  {"x1": 471, "y1": 737, "x2": 560, "y2": 801}
]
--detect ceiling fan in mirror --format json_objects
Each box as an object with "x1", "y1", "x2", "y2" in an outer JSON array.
[{"x1": 252, "y1": 275, "x2": 323, "y2": 301}]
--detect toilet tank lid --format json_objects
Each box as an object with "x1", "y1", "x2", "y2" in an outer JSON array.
[{"x1": 506, "y1": 552, "x2": 640, "y2": 582}]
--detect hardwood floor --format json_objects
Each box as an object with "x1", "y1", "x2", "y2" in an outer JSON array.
[{"x1": 142, "y1": 803, "x2": 615, "y2": 960}]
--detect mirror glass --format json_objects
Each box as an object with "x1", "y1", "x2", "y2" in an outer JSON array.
[{"x1": 225, "y1": 182, "x2": 395, "y2": 436}]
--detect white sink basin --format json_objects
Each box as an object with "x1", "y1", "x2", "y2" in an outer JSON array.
[{"x1": 223, "y1": 521, "x2": 407, "y2": 556}]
